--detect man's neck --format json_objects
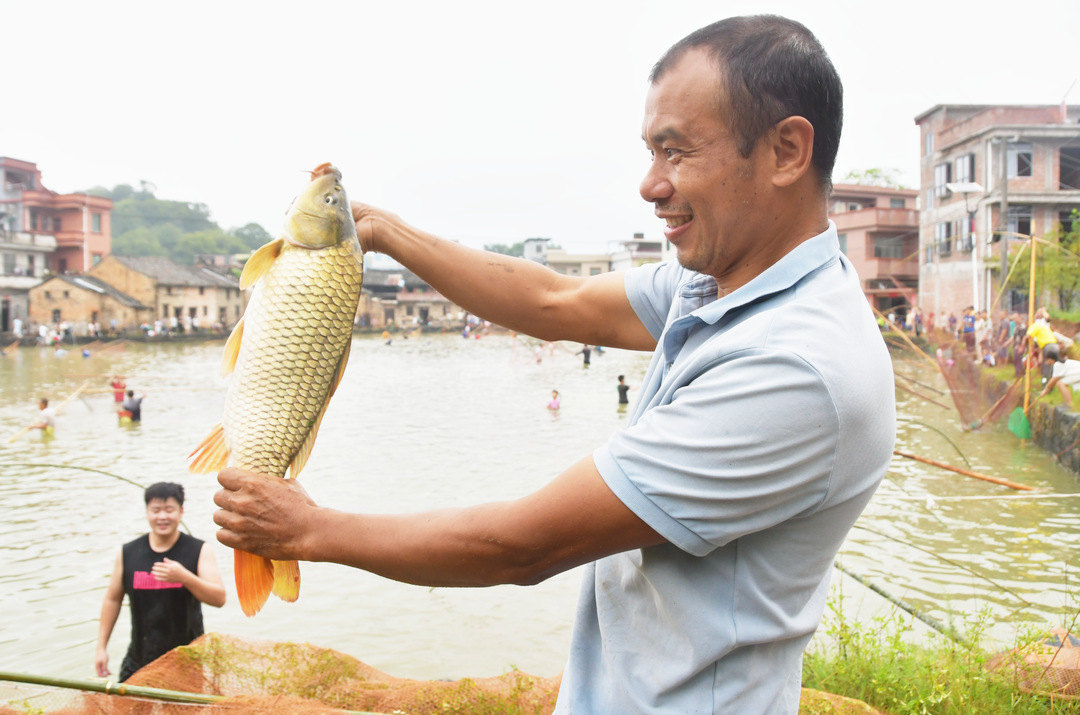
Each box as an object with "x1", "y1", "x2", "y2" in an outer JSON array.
[{"x1": 149, "y1": 530, "x2": 180, "y2": 553}]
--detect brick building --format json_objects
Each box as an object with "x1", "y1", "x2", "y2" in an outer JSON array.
[
  {"x1": 915, "y1": 104, "x2": 1080, "y2": 315},
  {"x1": 829, "y1": 183, "x2": 920, "y2": 316},
  {"x1": 0, "y1": 157, "x2": 112, "y2": 275},
  {"x1": 28, "y1": 274, "x2": 150, "y2": 335},
  {"x1": 89, "y1": 255, "x2": 244, "y2": 331}
]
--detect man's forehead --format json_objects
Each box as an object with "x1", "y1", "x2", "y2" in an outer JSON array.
[{"x1": 147, "y1": 497, "x2": 181, "y2": 508}]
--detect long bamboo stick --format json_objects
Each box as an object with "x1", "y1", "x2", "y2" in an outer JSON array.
[
  {"x1": 893, "y1": 449, "x2": 1034, "y2": 491},
  {"x1": 0, "y1": 669, "x2": 384, "y2": 714}
]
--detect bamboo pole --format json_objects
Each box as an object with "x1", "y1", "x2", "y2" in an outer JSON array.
[
  {"x1": 892, "y1": 449, "x2": 1034, "y2": 491},
  {"x1": 0, "y1": 670, "x2": 385, "y2": 714},
  {"x1": 1022, "y1": 233, "x2": 1038, "y2": 438},
  {"x1": 894, "y1": 382, "x2": 954, "y2": 411}
]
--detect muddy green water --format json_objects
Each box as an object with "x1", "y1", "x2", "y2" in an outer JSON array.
[{"x1": 0, "y1": 336, "x2": 1077, "y2": 682}]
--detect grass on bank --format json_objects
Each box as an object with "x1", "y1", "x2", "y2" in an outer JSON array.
[{"x1": 803, "y1": 602, "x2": 1080, "y2": 714}]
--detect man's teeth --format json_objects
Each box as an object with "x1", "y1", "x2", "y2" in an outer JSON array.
[{"x1": 666, "y1": 216, "x2": 691, "y2": 228}]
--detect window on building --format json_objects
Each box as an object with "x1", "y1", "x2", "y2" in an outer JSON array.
[
  {"x1": 1061, "y1": 148, "x2": 1080, "y2": 190},
  {"x1": 44, "y1": 291, "x2": 51, "y2": 299},
  {"x1": 890, "y1": 198, "x2": 906, "y2": 209},
  {"x1": 58, "y1": 258, "x2": 67, "y2": 273},
  {"x1": 837, "y1": 233, "x2": 846, "y2": 253},
  {"x1": 52, "y1": 217, "x2": 61, "y2": 232},
  {"x1": 203, "y1": 306, "x2": 208, "y2": 315},
  {"x1": 406, "y1": 306, "x2": 414, "y2": 316},
  {"x1": 1060, "y1": 210, "x2": 1079, "y2": 235},
  {"x1": 934, "y1": 163, "x2": 952, "y2": 198},
  {"x1": 1008, "y1": 142, "x2": 1033, "y2": 178},
  {"x1": 957, "y1": 217, "x2": 974, "y2": 252},
  {"x1": 925, "y1": 244, "x2": 934, "y2": 264},
  {"x1": 590, "y1": 267, "x2": 602, "y2": 275},
  {"x1": 1007, "y1": 204, "x2": 1032, "y2": 238},
  {"x1": 873, "y1": 236, "x2": 904, "y2": 259},
  {"x1": 92, "y1": 254, "x2": 101, "y2": 265},
  {"x1": 30, "y1": 211, "x2": 38, "y2": 231},
  {"x1": 52, "y1": 309, "x2": 61, "y2": 323},
  {"x1": 91, "y1": 213, "x2": 102, "y2": 232},
  {"x1": 2, "y1": 254, "x2": 13, "y2": 275},
  {"x1": 924, "y1": 132, "x2": 934, "y2": 156},
  {"x1": 954, "y1": 153, "x2": 975, "y2": 184},
  {"x1": 163, "y1": 305, "x2": 169, "y2": 318},
  {"x1": 924, "y1": 188, "x2": 933, "y2": 211},
  {"x1": 934, "y1": 222, "x2": 953, "y2": 256},
  {"x1": 27, "y1": 255, "x2": 34, "y2": 275},
  {"x1": 63, "y1": 291, "x2": 69, "y2": 299},
  {"x1": 198, "y1": 287, "x2": 205, "y2": 295}
]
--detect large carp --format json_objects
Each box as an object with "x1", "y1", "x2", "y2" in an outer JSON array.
[{"x1": 189, "y1": 163, "x2": 363, "y2": 616}]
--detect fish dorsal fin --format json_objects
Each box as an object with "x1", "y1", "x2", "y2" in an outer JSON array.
[
  {"x1": 221, "y1": 316, "x2": 245, "y2": 377},
  {"x1": 289, "y1": 340, "x2": 351, "y2": 478},
  {"x1": 240, "y1": 238, "x2": 285, "y2": 290},
  {"x1": 187, "y1": 422, "x2": 229, "y2": 474}
]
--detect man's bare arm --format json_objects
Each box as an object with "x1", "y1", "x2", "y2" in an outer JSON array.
[{"x1": 214, "y1": 456, "x2": 665, "y2": 588}]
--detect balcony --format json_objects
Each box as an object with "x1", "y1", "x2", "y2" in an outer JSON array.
[
  {"x1": 0, "y1": 231, "x2": 57, "y2": 250},
  {"x1": 832, "y1": 207, "x2": 919, "y2": 231}
]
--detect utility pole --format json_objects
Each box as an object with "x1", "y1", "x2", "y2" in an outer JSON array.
[{"x1": 998, "y1": 138, "x2": 1010, "y2": 291}]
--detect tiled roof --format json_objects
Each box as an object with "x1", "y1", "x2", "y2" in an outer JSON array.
[
  {"x1": 109, "y1": 255, "x2": 239, "y2": 288},
  {"x1": 53, "y1": 274, "x2": 150, "y2": 309}
]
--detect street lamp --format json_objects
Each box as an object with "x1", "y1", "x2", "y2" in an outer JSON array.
[{"x1": 946, "y1": 181, "x2": 985, "y2": 311}]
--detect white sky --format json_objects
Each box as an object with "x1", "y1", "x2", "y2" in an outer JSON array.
[{"x1": 6, "y1": 0, "x2": 1079, "y2": 253}]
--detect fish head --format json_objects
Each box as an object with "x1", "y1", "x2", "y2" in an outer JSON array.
[{"x1": 283, "y1": 163, "x2": 356, "y2": 248}]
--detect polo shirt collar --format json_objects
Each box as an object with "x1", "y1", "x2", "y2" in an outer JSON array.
[
  {"x1": 660, "y1": 223, "x2": 839, "y2": 364},
  {"x1": 685, "y1": 222, "x2": 840, "y2": 325}
]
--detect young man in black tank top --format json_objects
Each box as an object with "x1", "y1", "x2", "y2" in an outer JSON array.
[{"x1": 94, "y1": 482, "x2": 226, "y2": 681}]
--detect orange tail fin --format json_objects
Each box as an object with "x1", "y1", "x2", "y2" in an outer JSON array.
[
  {"x1": 188, "y1": 423, "x2": 229, "y2": 474},
  {"x1": 235, "y1": 549, "x2": 274, "y2": 617},
  {"x1": 272, "y1": 560, "x2": 301, "y2": 602}
]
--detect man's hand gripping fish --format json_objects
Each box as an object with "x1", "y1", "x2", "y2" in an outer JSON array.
[{"x1": 188, "y1": 163, "x2": 363, "y2": 616}]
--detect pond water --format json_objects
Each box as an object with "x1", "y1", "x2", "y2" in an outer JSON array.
[{"x1": 1, "y1": 335, "x2": 1078, "y2": 683}]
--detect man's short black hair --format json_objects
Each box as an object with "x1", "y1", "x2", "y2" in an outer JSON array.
[
  {"x1": 145, "y1": 482, "x2": 185, "y2": 506},
  {"x1": 649, "y1": 15, "x2": 843, "y2": 193}
]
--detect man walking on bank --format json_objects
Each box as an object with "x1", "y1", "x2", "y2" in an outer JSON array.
[
  {"x1": 213, "y1": 15, "x2": 895, "y2": 713},
  {"x1": 95, "y1": 482, "x2": 225, "y2": 681}
]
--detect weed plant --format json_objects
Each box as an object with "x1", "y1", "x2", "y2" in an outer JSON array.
[{"x1": 803, "y1": 602, "x2": 1080, "y2": 714}]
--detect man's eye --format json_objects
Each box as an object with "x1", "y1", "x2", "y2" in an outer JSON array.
[{"x1": 665, "y1": 148, "x2": 679, "y2": 158}]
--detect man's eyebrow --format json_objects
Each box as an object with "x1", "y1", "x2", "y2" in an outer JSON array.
[{"x1": 642, "y1": 127, "x2": 686, "y2": 145}]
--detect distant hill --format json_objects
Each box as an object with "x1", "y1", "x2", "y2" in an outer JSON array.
[{"x1": 85, "y1": 181, "x2": 271, "y2": 265}]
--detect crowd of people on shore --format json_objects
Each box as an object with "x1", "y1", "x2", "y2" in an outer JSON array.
[{"x1": 886, "y1": 304, "x2": 1080, "y2": 408}]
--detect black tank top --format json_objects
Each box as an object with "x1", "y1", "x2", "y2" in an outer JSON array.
[{"x1": 119, "y1": 532, "x2": 205, "y2": 681}]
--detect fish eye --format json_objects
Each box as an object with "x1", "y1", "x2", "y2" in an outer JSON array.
[{"x1": 324, "y1": 195, "x2": 338, "y2": 205}]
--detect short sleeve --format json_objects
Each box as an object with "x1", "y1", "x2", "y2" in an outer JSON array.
[
  {"x1": 625, "y1": 262, "x2": 685, "y2": 341},
  {"x1": 594, "y1": 348, "x2": 839, "y2": 556}
]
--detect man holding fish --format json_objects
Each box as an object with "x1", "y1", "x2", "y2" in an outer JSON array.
[{"x1": 213, "y1": 15, "x2": 895, "y2": 714}]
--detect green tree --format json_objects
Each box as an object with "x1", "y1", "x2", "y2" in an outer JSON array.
[
  {"x1": 1003, "y1": 211, "x2": 1080, "y2": 311},
  {"x1": 840, "y1": 168, "x2": 907, "y2": 189},
  {"x1": 230, "y1": 222, "x2": 273, "y2": 251}
]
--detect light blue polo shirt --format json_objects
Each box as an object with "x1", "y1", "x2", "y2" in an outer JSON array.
[{"x1": 554, "y1": 223, "x2": 895, "y2": 714}]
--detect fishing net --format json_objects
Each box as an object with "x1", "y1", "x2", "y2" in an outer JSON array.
[
  {"x1": 986, "y1": 627, "x2": 1080, "y2": 700},
  {"x1": 0, "y1": 633, "x2": 888, "y2": 714}
]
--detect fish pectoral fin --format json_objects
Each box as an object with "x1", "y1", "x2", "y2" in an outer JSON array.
[
  {"x1": 289, "y1": 406, "x2": 328, "y2": 479},
  {"x1": 328, "y1": 338, "x2": 352, "y2": 399},
  {"x1": 221, "y1": 316, "x2": 245, "y2": 377},
  {"x1": 239, "y1": 237, "x2": 285, "y2": 290},
  {"x1": 187, "y1": 422, "x2": 230, "y2": 474},
  {"x1": 271, "y1": 559, "x2": 301, "y2": 602},
  {"x1": 235, "y1": 549, "x2": 274, "y2": 617}
]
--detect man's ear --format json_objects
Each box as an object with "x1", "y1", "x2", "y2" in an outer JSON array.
[{"x1": 769, "y1": 116, "x2": 815, "y2": 188}]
